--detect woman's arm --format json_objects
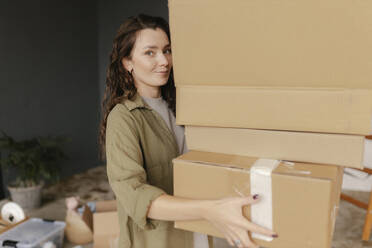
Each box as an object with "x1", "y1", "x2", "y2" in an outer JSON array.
[
  {"x1": 106, "y1": 106, "x2": 167, "y2": 230},
  {"x1": 147, "y1": 194, "x2": 212, "y2": 221},
  {"x1": 148, "y1": 194, "x2": 277, "y2": 248},
  {"x1": 107, "y1": 106, "x2": 276, "y2": 247}
]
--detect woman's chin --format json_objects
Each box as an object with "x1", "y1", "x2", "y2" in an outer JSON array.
[{"x1": 155, "y1": 78, "x2": 170, "y2": 87}]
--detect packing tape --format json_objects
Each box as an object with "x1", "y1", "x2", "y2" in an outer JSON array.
[
  {"x1": 250, "y1": 158, "x2": 280, "y2": 242},
  {"x1": 1, "y1": 202, "x2": 25, "y2": 224},
  {"x1": 282, "y1": 161, "x2": 312, "y2": 175}
]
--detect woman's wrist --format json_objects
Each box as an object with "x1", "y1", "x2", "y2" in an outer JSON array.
[{"x1": 198, "y1": 199, "x2": 217, "y2": 220}]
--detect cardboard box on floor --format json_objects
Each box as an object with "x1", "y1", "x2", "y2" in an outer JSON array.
[
  {"x1": 176, "y1": 86, "x2": 372, "y2": 135},
  {"x1": 169, "y1": 0, "x2": 372, "y2": 88},
  {"x1": 173, "y1": 151, "x2": 344, "y2": 248},
  {"x1": 185, "y1": 126, "x2": 368, "y2": 169},
  {"x1": 81, "y1": 200, "x2": 119, "y2": 248}
]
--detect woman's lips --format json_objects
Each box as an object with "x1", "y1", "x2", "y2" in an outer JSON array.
[{"x1": 155, "y1": 71, "x2": 169, "y2": 76}]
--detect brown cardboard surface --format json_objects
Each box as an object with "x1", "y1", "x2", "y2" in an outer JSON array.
[
  {"x1": 79, "y1": 201, "x2": 119, "y2": 248},
  {"x1": 329, "y1": 166, "x2": 344, "y2": 240},
  {"x1": 185, "y1": 126, "x2": 365, "y2": 168},
  {"x1": 96, "y1": 200, "x2": 117, "y2": 212},
  {"x1": 176, "y1": 86, "x2": 372, "y2": 135},
  {"x1": 173, "y1": 151, "x2": 342, "y2": 248},
  {"x1": 93, "y1": 211, "x2": 119, "y2": 248},
  {"x1": 82, "y1": 204, "x2": 93, "y2": 231},
  {"x1": 169, "y1": 0, "x2": 372, "y2": 88}
]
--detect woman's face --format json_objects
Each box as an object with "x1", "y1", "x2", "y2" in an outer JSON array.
[{"x1": 123, "y1": 28, "x2": 172, "y2": 97}]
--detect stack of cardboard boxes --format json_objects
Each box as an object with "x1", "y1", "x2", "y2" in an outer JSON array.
[{"x1": 169, "y1": 0, "x2": 372, "y2": 247}]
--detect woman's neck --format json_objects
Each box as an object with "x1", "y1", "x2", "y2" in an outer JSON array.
[{"x1": 135, "y1": 82, "x2": 161, "y2": 98}]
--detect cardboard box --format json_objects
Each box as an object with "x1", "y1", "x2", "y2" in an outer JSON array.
[
  {"x1": 173, "y1": 151, "x2": 343, "y2": 248},
  {"x1": 81, "y1": 200, "x2": 119, "y2": 248},
  {"x1": 185, "y1": 126, "x2": 367, "y2": 168},
  {"x1": 176, "y1": 86, "x2": 372, "y2": 135},
  {"x1": 93, "y1": 211, "x2": 119, "y2": 248},
  {"x1": 169, "y1": 0, "x2": 372, "y2": 88}
]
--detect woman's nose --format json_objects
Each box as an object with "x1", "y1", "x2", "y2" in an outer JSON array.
[{"x1": 157, "y1": 53, "x2": 169, "y2": 66}]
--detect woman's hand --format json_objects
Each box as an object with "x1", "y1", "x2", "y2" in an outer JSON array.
[
  {"x1": 147, "y1": 193, "x2": 277, "y2": 247},
  {"x1": 202, "y1": 194, "x2": 277, "y2": 248}
]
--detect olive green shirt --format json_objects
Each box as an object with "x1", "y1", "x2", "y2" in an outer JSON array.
[{"x1": 106, "y1": 94, "x2": 194, "y2": 248}]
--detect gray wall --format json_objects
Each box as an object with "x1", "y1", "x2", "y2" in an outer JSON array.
[
  {"x1": 0, "y1": 1, "x2": 100, "y2": 193},
  {"x1": 0, "y1": 0, "x2": 169, "y2": 196},
  {"x1": 97, "y1": 0, "x2": 169, "y2": 104}
]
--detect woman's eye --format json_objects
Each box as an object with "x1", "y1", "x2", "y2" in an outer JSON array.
[
  {"x1": 145, "y1": 51, "x2": 154, "y2": 56},
  {"x1": 164, "y1": 48, "x2": 172, "y2": 54}
]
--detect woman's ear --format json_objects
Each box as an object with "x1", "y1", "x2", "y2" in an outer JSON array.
[{"x1": 121, "y1": 58, "x2": 132, "y2": 72}]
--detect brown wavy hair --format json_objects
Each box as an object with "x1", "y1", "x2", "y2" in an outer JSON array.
[{"x1": 99, "y1": 14, "x2": 176, "y2": 160}]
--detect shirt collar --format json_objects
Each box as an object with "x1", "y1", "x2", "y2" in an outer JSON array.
[{"x1": 122, "y1": 93, "x2": 152, "y2": 111}]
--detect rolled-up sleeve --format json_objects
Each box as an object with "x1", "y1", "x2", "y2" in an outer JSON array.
[{"x1": 106, "y1": 106, "x2": 165, "y2": 230}]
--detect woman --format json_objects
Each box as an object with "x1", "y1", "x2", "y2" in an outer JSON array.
[{"x1": 99, "y1": 14, "x2": 277, "y2": 248}]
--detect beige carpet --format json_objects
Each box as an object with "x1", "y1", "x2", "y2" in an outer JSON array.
[{"x1": 21, "y1": 166, "x2": 372, "y2": 248}]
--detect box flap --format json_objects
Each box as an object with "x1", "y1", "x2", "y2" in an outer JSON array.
[
  {"x1": 175, "y1": 151, "x2": 339, "y2": 180},
  {"x1": 175, "y1": 150, "x2": 256, "y2": 170},
  {"x1": 96, "y1": 200, "x2": 117, "y2": 213},
  {"x1": 82, "y1": 204, "x2": 93, "y2": 231}
]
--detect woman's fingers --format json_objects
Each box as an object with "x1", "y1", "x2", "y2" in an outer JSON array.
[
  {"x1": 226, "y1": 234, "x2": 237, "y2": 247},
  {"x1": 226, "y1": 237, "x2": 235, "y2": 247},
  {"x1": 225, "y1": 227, "x2": 240, "y2": 247},
  {"x1": 212, "y1": 222, "x2": 236, "y2": 247},
  {"x1": 237, "y1": 194, "x2": 260, "y2": 206},
  {"x1": 223, "y1": 226, "x2": 241, "y2": 247},
  {"x1": 240, "y1": 231, "x2": 259, "y2": 248},
  {"x1": 227, "y1": 227, "x2": 259, "y2": 248},
  {"x1": 207, "y1": 195, "x2": 278, "y2": 247},
  {"x1": 235, "y1": 195, "x2": 278, "y2": 239},
  {"x1": 240, "y1": 219, "x2": 278, "y2": 238}
]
